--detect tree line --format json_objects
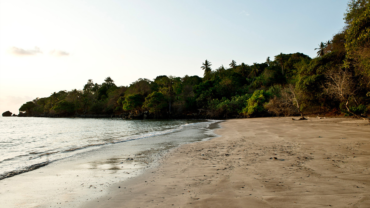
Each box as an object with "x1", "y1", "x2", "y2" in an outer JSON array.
[{"x1": 19, "y1": 0, "x2": 370, "y2": 120}]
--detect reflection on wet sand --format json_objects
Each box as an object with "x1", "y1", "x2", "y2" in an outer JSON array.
[{"x1": 0, "y1": 121, "x2": 218, "y2": 208}]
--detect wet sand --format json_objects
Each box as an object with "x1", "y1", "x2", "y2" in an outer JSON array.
[
  {"x1": 0, "y1": 121, "x2": 213, "y2": 208},
  {"x1": 82, "y1": 117, "x2": 370, "y2": 208}
]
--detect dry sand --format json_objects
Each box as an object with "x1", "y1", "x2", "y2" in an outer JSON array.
[{"x1": 81, "y1": 117, "x2": 370, "y2": 208}]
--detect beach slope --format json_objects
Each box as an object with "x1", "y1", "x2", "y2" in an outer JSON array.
[{"x1": 82, "y1": 117, "x2": 370, "y2": 208}]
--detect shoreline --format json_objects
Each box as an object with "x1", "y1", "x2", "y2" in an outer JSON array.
[
  {"x1": 0, "y1": 120, "x2": 217, "y2": 208},
  {"x1": 0, "y1": 118, "x2": 211, "y2": 182},
  {"x1": 81, "y1": 117, "x2": 370, "y2": 208}
]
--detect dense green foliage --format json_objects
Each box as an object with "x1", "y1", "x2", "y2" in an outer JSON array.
[
  {"x1": 18, "y1": 1, "x2": 370, "y2": 119},
  {"x1": 143, "y1": 92, "x2": 168, "y2": 115},
  {"x1": 122, "y1": 94, "x2": 145, "y2": 113},
  {"x1": 242, "y1": 90, "x2": 270, "y2": 117},
  {"x1": 345, "y1": 0, "x2": 370, "y2": 76}
]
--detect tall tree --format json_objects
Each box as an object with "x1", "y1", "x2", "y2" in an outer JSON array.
[
  {"x1": 216, "y1": 65, "x2": 226, "y2": 78},
  {"x1": 344, "y1": 0, "x2": 370, "y2": 24},
  {"x1": 201, "y1": 60, "x2": 212, "y2": 77},
  {"x1": 126, "y1": 78, "x2": 153, "y2": 97},
  {"x1": 266, "y1": 57, "x2": 271, "y2": 66},
  {"x1": 154, "y1": 76, "x2": 175, "y2": 114},
  {"x1": 83, "y1": 79, "x2": 94, "y2": 93},
  {"x1": 66, "y1": 89, "x2": 82, "y2": 114},
  {"x1": 275, "y1": 53, "x2": 285, "y2": 74},
  {"x1": 344, "y1": 0, "x2": 370, "y2": 75},
  {"x1": 122, "y1": 94, "x2": 145, "y2": 114},
  {"x1": 249, "y1": 63, "x2": 262, "y2": 78},
  {"x1": 229, "y1": 60, "x2": 237, "y2": 69},
  {"x1": 324, "y1": 40, "x2": 332, "y2": 54},
  {"x1": 323, "y1": 68, "x2": 366, "y2": 119},
  {"x1": 217, "y1": 65, "x2": 226, "y2": 72},
  {"x1": 315, "y1": 42, "x2": 326, "y2": 57},
  {"x1": 143, "y1": 92, "x2": 168, "y2": 116},
  {"x1": 104, "y1": 77, "x2": 115, "y2": 87}
]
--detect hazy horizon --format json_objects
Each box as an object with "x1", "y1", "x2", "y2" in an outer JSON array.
[{"x1": 0, "y1": 0, "x2": 348, "y2": 114}]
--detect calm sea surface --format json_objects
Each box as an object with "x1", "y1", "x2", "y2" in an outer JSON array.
[{"x1": 0, "y1": 117, "x2": 204, "y2": 179}]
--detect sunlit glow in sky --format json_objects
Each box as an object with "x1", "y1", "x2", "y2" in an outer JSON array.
[{"x1": 0, "y1": 0, "x2": 348, "y2": 114}]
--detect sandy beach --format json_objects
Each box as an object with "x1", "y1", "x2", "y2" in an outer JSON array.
[{"x1": 82, "y1": 117, "x2": 370, "y2": 208}]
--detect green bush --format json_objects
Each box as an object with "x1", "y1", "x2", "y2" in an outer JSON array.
[
  {"x1": 122, "y1": 94, "x2": 145, "y2": 112},
  {"x1": 143, "y1": 92, "x2": 168, "y2": 115},
  {"x1": 340, "y1": 103, "x2": 368, "y2": 116},
  {"x1": 266, "y1": 85, "x2": 282, "y2": 98},
  {"x1": 207, "y1": 95, "x2": 250, "y2": 117},
  {"x1": 349, "y1": 104, "x2": 367, "y2": 116},
  {"x1": 242, "y1": 90, "x2": 270, "y2": 117}
]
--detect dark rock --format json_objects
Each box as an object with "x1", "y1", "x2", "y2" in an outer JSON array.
[{"x1": 2, "y1": 111, "x2": 12, "y2": 117}]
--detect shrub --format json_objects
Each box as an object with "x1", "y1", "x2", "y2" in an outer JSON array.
[
  {"x1": 207, "y1": 95, "x2": 250, "y2": 118},
  {"x1": 122, "y1": 94, "x2": 145, "y2": 113},
  {"x1": 341, "y1": 103, "x2": 368, "y2": 116},
  {"x1": 242, "y1": 90, "x2": 270, "y2": 117},
  {"x1": 143, "y1": 92, "x2": 168, "y2": 115}
]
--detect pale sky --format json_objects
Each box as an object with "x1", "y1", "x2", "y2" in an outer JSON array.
[{"x1": 0, "y1": 0, "x2": 348, "y2": 114}]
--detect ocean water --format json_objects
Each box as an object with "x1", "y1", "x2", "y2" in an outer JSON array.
[{"x1": 0, "y1": 117, "x2": 209, "y2": 180}]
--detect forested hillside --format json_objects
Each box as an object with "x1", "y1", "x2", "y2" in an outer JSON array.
[{"x1": 18, "y1": 0, "x2": 370, "y2": 120}]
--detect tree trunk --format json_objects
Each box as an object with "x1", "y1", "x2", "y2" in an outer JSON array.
[
  {"x1": 289, "y1": 84, "x2": 304, "y2": 119},
  {"x1": 346, "y1": 100, "x2": 370, "y2": 123}
]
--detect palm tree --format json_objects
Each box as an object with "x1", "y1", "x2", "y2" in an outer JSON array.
[
  {"x1": 229, "y1": 60, "x2": 237, "y2": 68},
  {"x1": 216, "y1": 65, "x2": 226, "y2": 78},
  {"x1": 325, "y1": 40, "x2": 332, "y2": 54},
  {"x1": 249, "y1": 63, "x2": 260, "y2": 78},
  {"x1": 239, "y1": 62, "x2": 248, "y2": 77},
  {"x1": 315, "y1": 42, "x2": 325, "y2": 57},
  {"x1": 275, "y1": 53, "x2": 285, "y2": 74},
  {"x1": 217, "y1": 65, "x2": 225, "y2": 72},
  {"x1": 266, "y1": 57, "x2": 271, "y2": 66},
  {"x1": 201, "y1": 60, "x2": 212, "y2": 77}
]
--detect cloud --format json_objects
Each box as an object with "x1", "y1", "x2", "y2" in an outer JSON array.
[
  {"x1": 8, "y1": 46, "x2": 42, "y2": 56},
  {"x1": 49, "y1": 50, "x2": 69, "y2": 57},
  {"x1": 7, "y1": 47, "x2": 70, "y2": 57}
]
